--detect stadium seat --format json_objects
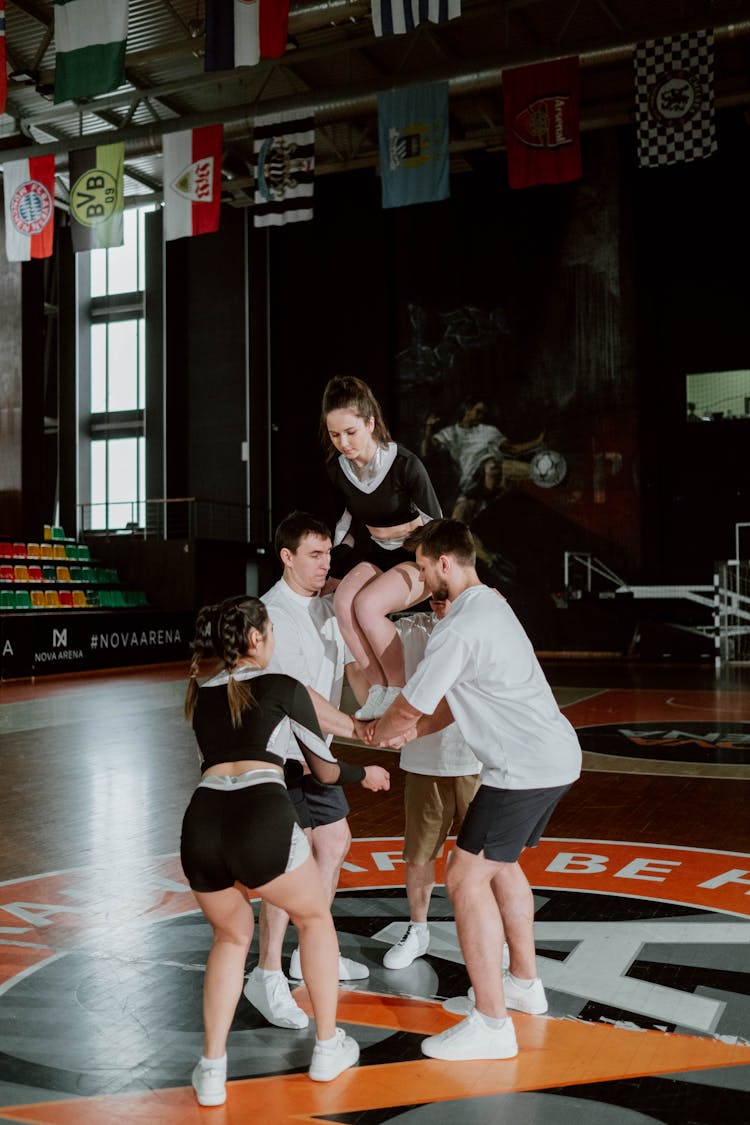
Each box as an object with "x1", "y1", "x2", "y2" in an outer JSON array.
[
  {"x1": 0, "y1": 543, "x2": 11, "y2": 558},
  {"x1": 69, "y1": 567, "x2": 83, "y2": 583},
  {"x1": 85, "y1": 589, "x2": 99, "y2": 607},
  {"x1": 40, "y1": 543, "x2": 54, "y2": 560},
  {"x1": 0, "y1": 566, "x2": 13, "y2": 583},
  {"x1": 52, "y1": 545, "x2": 67, "y2": 560},
  {"x1": 13, "y1": 565, "x2": 30, "y2": 582},
  {"x1": 65, "y1": 545, "x2": 78, "y2": 561},
  {"x1": 81, "y1": 566, "x2": 96, "y2": 584},
  {"x1": 42, "y1": 566, "x2": 56, "y2": 582},
  {"x1": 44, "y1": 590, "x2": 60, "y2": 609},
  {"x1": 12, "y1": 543, "x2": 26, "y2": 558},
  {"x1": 56, "y1": 566, "x2": 72, "y2": 583},
  {"x1": 43, "y1": 525, "x2": 52, "y2": 540},
  {"x1": 58, "y1": 591, "x2": 74, "y2": 608},
  {"x1": 72, "y1": 590, "x2": 88, "y2": 608},
  {"x1": 77, "y1": 544, "x2": 91, "y2": 562},
  {"x1": 51, "y1": 526, "x2": 65, "y2": 540},
  {"x1": 27, "y1": 566, "x2": 43, "y2": 583},
  {"x1": 14, "y1": 591, "x2": 31, "y2": 609},
  {"x1": 0, "y1": 590, "x2": 15, "y2": 609},
  {"x1": 26, "y1": 543, "x2": 41, "y2": 558},
  {"x1": 30, "y1": 591, "x2": 46, "y2": 609}
]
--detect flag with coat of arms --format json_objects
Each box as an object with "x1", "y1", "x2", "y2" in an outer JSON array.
[
  {"x1": 502, "y1": 56, "x2": 582, "y2": 189},
  {"x1": 163, "y1": 125, "x2": 223, "y2": 241},
  {"x1": 372, "y1": 1, "x2": 461, "y2": 38},
  {"x1": 634, "y1": 28, "x2": 717, "y2": 168},
  {"x1": 253, "y1": 112, "x2": 314, "y2": 227},
  {"x1": 377, "y1": 81, "x2": 450, "y2": 209},
  {"x1": 3, "y1": 155, "x2": 56, "y2": 261}
]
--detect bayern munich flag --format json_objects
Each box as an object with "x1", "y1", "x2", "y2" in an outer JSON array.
[
  {"x1": 3, "y1": 155, "x2": 56, "y2": 261},
  {"x1": 163, "y1": 125, "x2": 223, "y2": 241}
]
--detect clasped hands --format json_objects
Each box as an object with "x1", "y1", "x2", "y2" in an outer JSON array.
[{"x1": 352, "y1": 717, "x2": 418, "y2": 750}]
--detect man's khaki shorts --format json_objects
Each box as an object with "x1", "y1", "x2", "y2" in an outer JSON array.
[{"x1": 403, "y1": 772, "x2": 481, "y2": 864}]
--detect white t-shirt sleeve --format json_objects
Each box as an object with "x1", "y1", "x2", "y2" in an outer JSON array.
[
  {"x1": 264, "y1": 607, "x2": 308, "y2": 684},
  {"x1": 402, "y1": 626, "x2": 473, "y2": 715}
]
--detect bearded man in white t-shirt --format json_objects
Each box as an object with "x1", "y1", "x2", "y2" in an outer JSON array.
[{"x1": 365, "y1": 518, "x2": 582, "y2": 1063}]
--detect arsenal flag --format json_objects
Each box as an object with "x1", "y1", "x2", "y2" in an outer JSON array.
[
  {"x1": 502, "y1": 56, "x2": 581, "y2": 189},
  {"x1": 163, "y1": 125, "x2": 223, "y2": 241},
  {"x1": 3, "y1": 155, "x2": 56, "y2": 261}
]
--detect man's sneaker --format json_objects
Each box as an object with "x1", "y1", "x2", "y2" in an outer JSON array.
[
  {"x1": 383, "y1": 924, "x2": 430, "y2": 969},
  {"x1": 243, "y1": 967, "x2": 309, "y2": 1029},
  {"x1": 354, "y1": 684, "x2": 386, "y2": 719},
  {"x1": 289, "y1": 947, "x2": 369, "y2": 982},
  {"x1": 191, "y1": 1061, "x2": 226, "y2": 1106},
  {"x1": 502, "y1": 970, "x2": 548, "y2": 1014},
  {"x1": 421, "y1": 1010, "x2": 517, "y2": 1061},
  {"x1": 308, "y1": 1028, "x2": 360, "y2": 1081}
]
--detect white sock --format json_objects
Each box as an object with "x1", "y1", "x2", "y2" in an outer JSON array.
[
  {"x1": 509, "y1": 971, "x2": 536, "y2": 988},
  {"x1": 199, "y1": 1054, "x2": 227, "y2": 1071},
  {"x1": 315, "y1": 1034, "x2": 338, "y2": 1049},
  {"x1": 255, "y1": 967, "x2": 283, "y2": 979},
  {"x1": 475, "y1": 1011, "x2": 508, "y2": 1030},
  {"x1": 409, "y1": 921, "x2": 428, "y2": 933}
]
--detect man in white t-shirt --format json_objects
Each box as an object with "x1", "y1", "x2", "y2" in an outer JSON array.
[
  {"x1": 382, "y1": 601, "x2": 481, "y2": 970},
  {"x1": 243, "y1": 512, "x2": 371, "y2": 1031},
  {"x1": 367, "y1": 518, "x2": 582, "y2": 1063}
]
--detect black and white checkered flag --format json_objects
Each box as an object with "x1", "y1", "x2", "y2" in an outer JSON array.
[{"x1": 634, "y1": 28, "x2": 717, "y2": 168}]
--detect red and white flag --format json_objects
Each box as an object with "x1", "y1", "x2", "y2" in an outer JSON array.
[
  {"x1": 1, "y1": 0, "x2": 7, "y2": 116},
  {"x1": 163, "y1": 125, "x2": 223, "y2": 241},
  {"x1": 502, "y1": 56, "x2": 582, "y2": 189},
  {"x1": 3, "y1": 155, "x2": 56, "y2": 261}
]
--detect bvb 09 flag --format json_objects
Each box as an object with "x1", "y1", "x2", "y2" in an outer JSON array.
[
  {"x1": 3, "y1": 155, "x2": 56, "y2": 261},
  {"x1": 378, "y1": 82, "x2": 449, "y2": 209},
  {"x1": 69, "y1": 142, "x2": 124, "y2": 251},
  {"x1": 634, "y1": 29, "x2": 717, "y2": 168},
  {"x1": 502, "y1": 56, "x2": 581, "y2": 189},
  {"x1": 163, "y1": 125, "x2": 223, "y2": 241},
  {"x1": 53, "y1": 0, "x2": 129, "y2": 104},
  {"x1": 253, "y1": 112, "x2": 314, "y2": 227}
]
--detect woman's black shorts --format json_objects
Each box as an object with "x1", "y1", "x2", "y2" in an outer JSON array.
[{"x1": 180, "y1": 777, "x2": 310, "y2": 893}]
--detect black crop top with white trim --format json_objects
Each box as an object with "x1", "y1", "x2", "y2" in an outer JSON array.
[{"x1": 192, "y1": 672, "x2": 366, "y2": 786}]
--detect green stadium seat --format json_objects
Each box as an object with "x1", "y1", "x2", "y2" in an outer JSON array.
[
  {"x1": 0, "y1": 590, "x2": 15, "y2": 609},
  {"x1": 14, "y1": 591, "x2": 31, "y2": 609},
  {"x1": 42, "y1": 566, "x2": 56, "y2": 582},
  {"x1": 51, "y1": 526, "x2": 65, "y2": 540},
  {"x1": 85, "y1": 589, "x2": 99, "y2": 607},
  {"x1": 77, "y1": 544, "x2": 91, "y2": 561}
]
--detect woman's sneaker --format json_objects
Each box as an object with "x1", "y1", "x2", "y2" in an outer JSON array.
[
  {"x1": 383, "y1": 924, "x2": 430, "y2": 969},
  {"x1": 354, "y1": 684, "x2": 386, "y2": 719},
  {"x1": 308, "y1": 1028, "x2": 360, "y2": 1082},
  {"x1": 421, "y1": 1010, "x2": 517, "y2": 1061},
  {"x1": 243, "y1": 967, "x2": 309, "y2": 1029},
  {"x1": 191, "y1": 1061, "x2": 226, "y2": 1106}
]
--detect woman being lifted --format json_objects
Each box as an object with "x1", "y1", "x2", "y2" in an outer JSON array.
[{"x1": 322, "y1": 376, "x2": 442, "y2": 719}]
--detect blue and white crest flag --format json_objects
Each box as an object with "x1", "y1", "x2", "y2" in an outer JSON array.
[
  {"x1": 378, "y1": 82, "x2": 449, "y2": 209},
  {"x1": 372, "y1": 1, "x2": 461, "y2": 38},
  {"x1": 634, "y1": 28, "x2": 717, "y2": 168},
  {"x1": 253, "y1": 112, "x2": 314, "y2": 226}
]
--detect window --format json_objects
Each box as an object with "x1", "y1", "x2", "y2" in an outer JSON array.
[
  {"x1": 685, "y1": 369, "x2": 750, "y2": 423},
  {"x1": 85, "y1": 209, "x2": 150, "y2": 531}
]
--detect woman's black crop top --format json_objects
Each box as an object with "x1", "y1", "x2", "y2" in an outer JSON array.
[
  {"x1": 327, "y1": 444, "x2": 441, "y2": 529},
  {"x1": 192, "y1": 672, "x2": 365, "y2": 786}
]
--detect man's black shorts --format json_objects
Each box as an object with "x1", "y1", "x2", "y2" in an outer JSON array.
[
  {"x1": 457, "y1": 783, "x2": 570, "y2": 862},
  {"x1": 284, "y1": 762, "x2": 349, "y2": 830}
]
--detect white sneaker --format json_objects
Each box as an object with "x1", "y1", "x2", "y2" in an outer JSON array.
[
  {"x1": 191, "y1": 1061, "x2": 226, "y2": 1106},
  {"x1": 308, "y1": 1028, "x2": 360, "y2": 1082},
  {"x1": 289, "y1": 947, "x2": 370, "y2": 982},
  {"x1": 383, "y1": 924, "x2": 430, "y2": 969},
  {"x1": 502, "y1": 970, "x2": 548, "y2": 1014},
  {"x1": 354, "y1": 684, "x2": 386, "y2": 719},
  {"x1": 502, "y1": 942, "x2": 510, "y2": 970},
  {"x1": 243, "y1": 967, "x2": 309, "y2": 1029},
  {"x1": 421, "y1": 1010, "x2": 517, "y2": 1061}
]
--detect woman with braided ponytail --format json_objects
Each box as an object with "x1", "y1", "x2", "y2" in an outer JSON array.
[{"x1": 181, "y1": 595, "x2": 389, "y2": 1106}]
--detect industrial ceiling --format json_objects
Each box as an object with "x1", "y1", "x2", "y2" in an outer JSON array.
[{"x1": 1, "y1": 0, "x2": 750, "y2": 209}]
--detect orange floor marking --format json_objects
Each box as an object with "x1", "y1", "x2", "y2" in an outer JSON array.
[{"x1": 3, "y1": 998, "x2": 748, "y2": 1125}]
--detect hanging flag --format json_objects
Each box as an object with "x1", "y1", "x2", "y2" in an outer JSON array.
[
  {"x1": 3, "y1": 155, "x2": 56, "y2": 261},
  {"x1": 205, "y1": 0, "x2": 289, "y2": 71},
  {"x1": 163, "y1": 125, "x2": 223, "y2": 241},
  {"x1": 378, "y1": 82, "x2": 449, "y2": 209},
  {"x1": 68, "y1": 142, "x2": 124, "y2": 251},
  {"x1": 253, "y1": 112, "x2": 314, "y2": 227},
  {"x1": 53, "y1": 0, "x2": 129, "y2": 104},
  {"x1": 372, "y1": 1, "x2": 461, "y2": 38},
  {"x1": 502, "y1": 56, "x2": 581, "y2": 189},
  {"x1": 634, "y1": 29, "x2": 717, "y2": 168},
  {"x1": 1, "y1": 1, "x2": 7, "y2": 116}
]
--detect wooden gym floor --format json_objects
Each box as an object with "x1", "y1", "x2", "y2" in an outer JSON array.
[{"x1": 0, "y1": 659, "x2": 748, "y2": 1123}]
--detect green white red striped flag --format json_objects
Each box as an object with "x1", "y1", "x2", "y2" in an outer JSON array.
[{"x1": 53, "y1": 0, "x2": 129, "y2": 104}]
